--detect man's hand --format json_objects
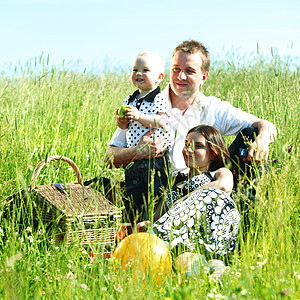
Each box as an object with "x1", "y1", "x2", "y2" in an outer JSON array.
[
  {"x1": 134, "y1": 130, "x2": 167, "y2": 160},
  {"x1": 247, "y1": 119, "x2": 277, "y2": 162},
  {"x1": 104, "y1": 130, "x2": 167, "y2": 168},
  {"x1": 247, "y1": 137, "x2": 269, "y2": 162}
]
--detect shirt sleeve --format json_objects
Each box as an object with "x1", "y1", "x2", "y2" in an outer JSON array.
[
  {"x1": 111, "y1": 94, "x2": 131, "y2": 148},
  {"x1": 108, "y1": 127, "x2": 127, "y2": 148},
  {"x1": 208, "y1": 96, "x2": 258, "y2": 136}
]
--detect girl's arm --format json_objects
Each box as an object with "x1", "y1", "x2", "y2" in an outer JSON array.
[
  {"x1": 140, "y1": 168, "x2": 233, "y2": 226},
  {"x1": 153, "y1": 168, "x2": 233, "y2": 220},
  {"x1": 200, "y1": 168, "x2": 233, "y2": 194}
]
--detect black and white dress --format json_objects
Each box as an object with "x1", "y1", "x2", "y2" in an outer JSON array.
[{"x1": 150, "y1": 172, "x2": 241, "y2": 256}]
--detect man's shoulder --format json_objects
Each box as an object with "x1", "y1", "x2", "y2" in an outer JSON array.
[
  {"x1": 193, "y1": 92, "x2": 224, "y2": 109},
  {"x1": 160, "y1": 84, "x2": 170, "y2": 98}
]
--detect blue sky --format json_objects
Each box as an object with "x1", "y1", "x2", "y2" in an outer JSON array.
[{"x1": 0, "y1": 0, "x2": 299, "y2": 73}]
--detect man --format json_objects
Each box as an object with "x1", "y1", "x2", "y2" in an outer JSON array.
[{"x1": 105, "y1": 40, "x2": 277, "y2": 176}]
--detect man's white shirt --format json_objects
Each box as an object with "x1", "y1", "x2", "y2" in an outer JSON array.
[{"x1": 109, "y1": 84, "x2": 257, "y2": 174}]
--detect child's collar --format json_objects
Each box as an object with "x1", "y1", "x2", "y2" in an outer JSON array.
[{"x1": 129, "y1": 86, "x2": 161, "y2": 104}]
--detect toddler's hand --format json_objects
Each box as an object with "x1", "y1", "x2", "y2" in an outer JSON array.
[
  {"x1": 124, "y1": 105, "x2": 141, "y2": 121},
  {"x1": 116, "y1": 108, "x2": 130, "y2": 129}
]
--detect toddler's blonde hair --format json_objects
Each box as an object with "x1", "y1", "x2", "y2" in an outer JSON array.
[{"x1": 136, "y1": 51, "x2": 165, "y2": 74}]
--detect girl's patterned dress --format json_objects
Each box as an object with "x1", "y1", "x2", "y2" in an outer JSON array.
[{"x1": 150, "y1": 171, "x2": 241, "y2": 256}]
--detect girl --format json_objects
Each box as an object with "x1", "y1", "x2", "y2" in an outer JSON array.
[{"x1": 140, "y1": 125, "x2": 241, "y2": 258}]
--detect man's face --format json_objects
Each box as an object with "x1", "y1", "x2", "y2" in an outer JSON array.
[{"x1": 170, "y1": 51, "x2": 208, "y2": 100}]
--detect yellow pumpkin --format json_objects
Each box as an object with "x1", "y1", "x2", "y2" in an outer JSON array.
[{"x1": 112, "y1": 233, "x2": 172, "y2": 283}]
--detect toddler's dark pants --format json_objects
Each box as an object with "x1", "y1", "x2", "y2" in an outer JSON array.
[{"x1": 123, "y1": 154, "x2": 170, "y2": 223}]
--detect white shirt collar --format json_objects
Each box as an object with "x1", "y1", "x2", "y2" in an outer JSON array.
[{"x1": 162, "y1": 83, "x2": 208, "y2": 111}]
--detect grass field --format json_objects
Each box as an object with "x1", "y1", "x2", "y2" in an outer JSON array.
[{"x1": 0, "y1": 53, "x2": 299, "y2": 299}]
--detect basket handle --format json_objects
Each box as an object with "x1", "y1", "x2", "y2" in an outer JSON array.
[{"x1": 30, "y1": 155, "x2": 83, "y2": 190}]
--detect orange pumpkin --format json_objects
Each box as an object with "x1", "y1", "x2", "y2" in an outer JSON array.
[{"x1": 112, "y1": 233, "x2": 172, "y2": 283}]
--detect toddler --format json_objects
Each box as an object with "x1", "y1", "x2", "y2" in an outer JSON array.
[{"x1": 116, "y1": 52, "x2": 171, "y2": 222}]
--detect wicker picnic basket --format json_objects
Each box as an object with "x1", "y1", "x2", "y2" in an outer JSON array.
[{"x1": 7, "y1": 155, "x2": 122, "y2": 249}]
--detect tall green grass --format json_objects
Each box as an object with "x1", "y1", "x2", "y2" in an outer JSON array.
[{"x1": 0, "y1": 54, "x2": 299, "y2": 299}]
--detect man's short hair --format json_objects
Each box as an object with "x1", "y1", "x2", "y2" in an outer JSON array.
[
  {"x1": 172, "y1": 40, "x2": 210, "y2": 73},
  {"x1": 136, "y1": 51, "x2": 165, "y2": 74}
]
